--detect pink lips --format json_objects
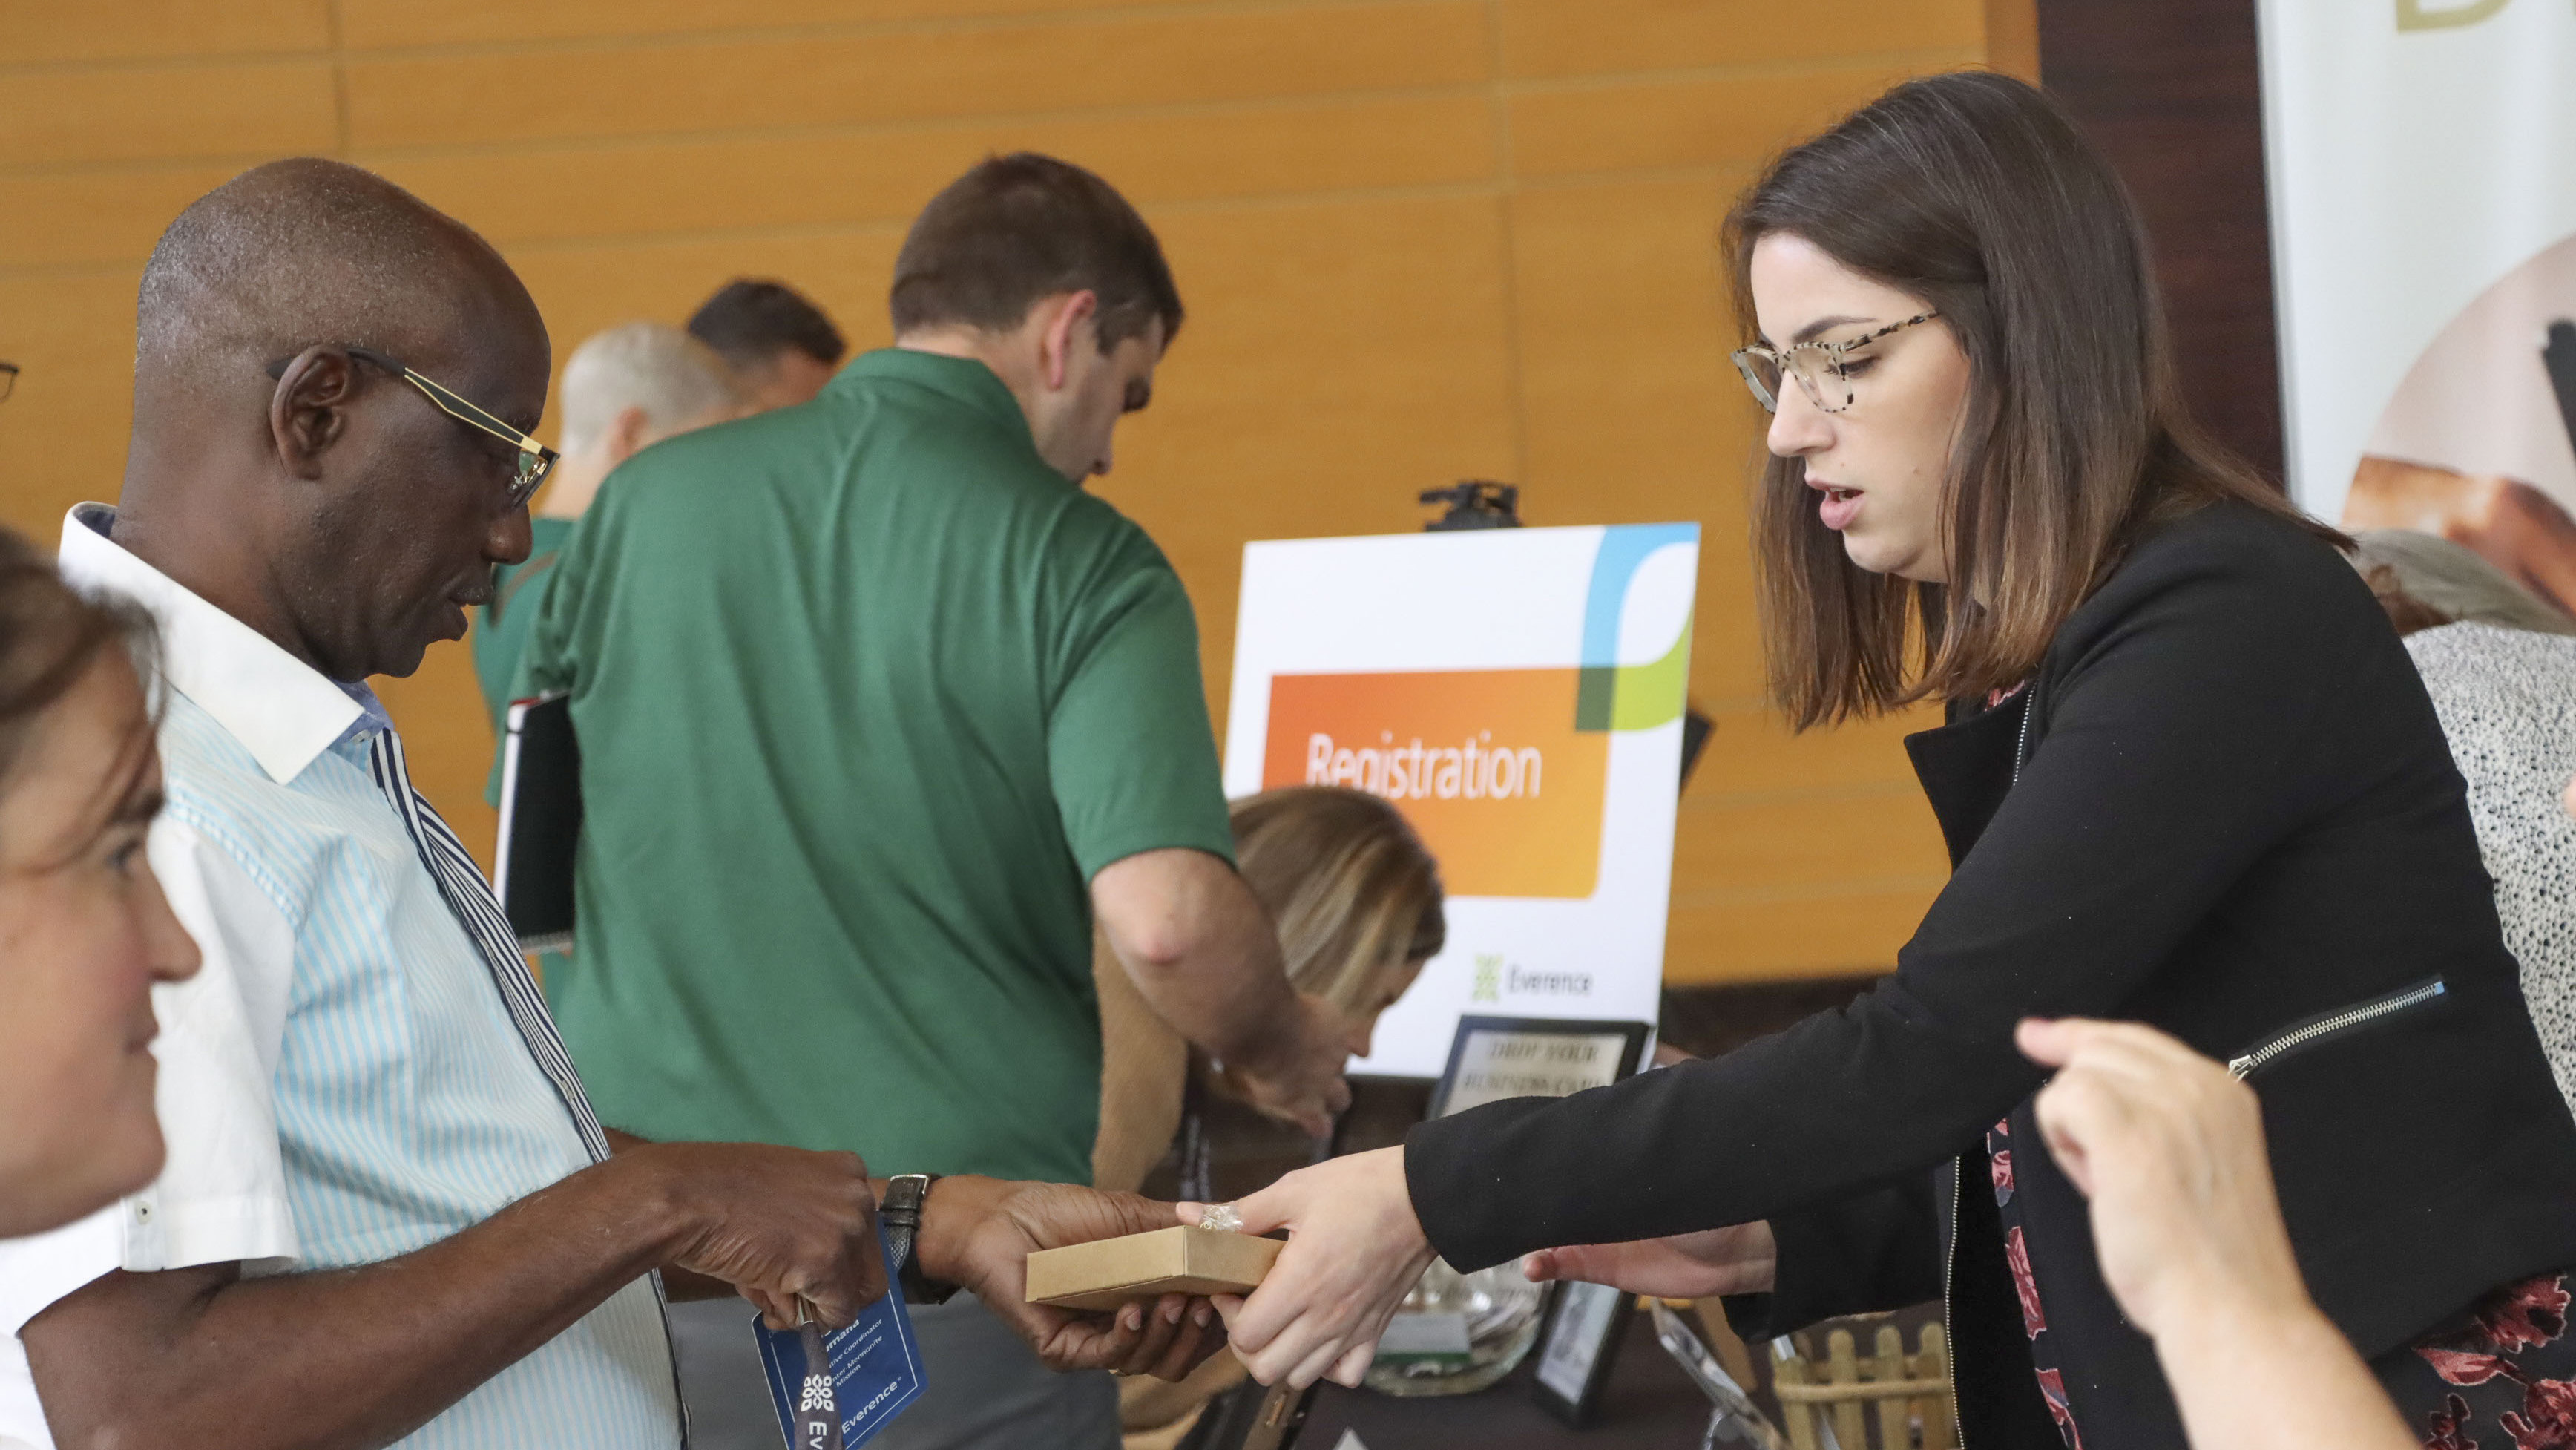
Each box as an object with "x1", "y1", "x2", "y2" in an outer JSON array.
[{"x1": 1813, "y1": 483, "x2": 1862, "y2": 531}]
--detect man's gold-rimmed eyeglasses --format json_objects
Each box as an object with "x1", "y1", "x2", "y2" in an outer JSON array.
[
  {"x1": 1731, "y1": 312, "x2": 1940, "y2": 416},
  {"x1": 263, "y1": 346, "x2": 557, "y2": 510},
  {"x1": 0, "y1": 362, "x2": 19, "y2": 404}
]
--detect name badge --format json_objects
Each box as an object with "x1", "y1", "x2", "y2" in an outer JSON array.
[{"x1": 755, "y1": 1227, "x2": 927, "y2": 1449}]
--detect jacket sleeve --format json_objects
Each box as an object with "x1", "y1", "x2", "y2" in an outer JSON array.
[{"x1": 1405, "y1": 519, "x2": 2381, "y2": 1270}]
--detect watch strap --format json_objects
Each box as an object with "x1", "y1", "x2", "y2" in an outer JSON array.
[{"x1": 882, "y1": 1173, "x2": 958, "y2": 1306}]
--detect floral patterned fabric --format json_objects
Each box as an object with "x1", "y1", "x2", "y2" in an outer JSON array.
[
  {"x1": 1987, "y1": 1097, "x2": 2574, "y2": 1450},
  {"x1": 1988, "y1": 1117, "x2": 2086, "y2": 1449},
  {"x1": 2385, "y1": 1273, "x2": 2576, "y2": 1449}
]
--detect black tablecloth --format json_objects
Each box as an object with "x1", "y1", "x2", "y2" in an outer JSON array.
[{"x1": 1298, "y1": 1305, "x2": 1720, "y2": 1449}]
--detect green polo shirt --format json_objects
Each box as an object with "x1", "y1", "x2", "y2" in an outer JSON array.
[{"x1": 517, "y1": 349, "x2": 1234, "y2": 1184}]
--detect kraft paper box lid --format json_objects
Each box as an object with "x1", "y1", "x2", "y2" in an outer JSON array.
[{"x1": 1025, "y1": 1227, "x2": 1283, "y2": 1313}]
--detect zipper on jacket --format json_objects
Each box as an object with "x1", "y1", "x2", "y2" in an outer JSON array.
[
  {"x1": 2225, "y1": 977, "x2": 2448, "y2": 1080},
  {"x1": 1941, "y1": 1156, "x2": 1962, "y2": 1445},
  {"x1": 2011, "y1": 688, "x2": 2032, "y2": 789}
]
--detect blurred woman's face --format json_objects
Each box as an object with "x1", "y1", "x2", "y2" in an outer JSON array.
[
  {"x1": 1333, "y1": 958, "x2": 1430, "y2": 1062},
  {"x1": 1748, "y1": 232, "x2": 1972, "y2": 584},
  {"x1": 0, "y1": 652, "x2": 200, "y2": 1237}
]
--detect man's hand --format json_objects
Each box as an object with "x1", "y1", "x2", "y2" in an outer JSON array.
[
  {"x1": 24, "y1": 1138, "x2": 884, "y2": 1450},
  {"x1": 912, "y1": 1176, "x2": 1224, "y2": 1381},
  {"x1": 1215, "y1": 994, "x2": 1358, "y2": 1139},
  {"x1": 1092, "y1": 848, "x2": 1353, "y2": 1138},
  {"x1": 623, "y1": 1141, "x2": 884, "y2": 1330},
  {"x1": 1519, "y1": 1222, "x2": 1778, "y2": 1301}
]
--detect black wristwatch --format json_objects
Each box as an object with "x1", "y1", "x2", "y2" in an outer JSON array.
[{"x1": 881, "y1": 1173, "x2": 959, "y2": 1306}]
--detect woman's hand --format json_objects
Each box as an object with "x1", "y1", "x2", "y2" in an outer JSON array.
[
  {"x1": 1176, "y1": 1146, "x2": 1434, "y2": 1389},
  {"x1": 2015, "y1": 1017, "x2": 2308, "y2": 1339},
  {"x1": 1520, "y1": 1221, "x2": 1778, "y2": 1301}
]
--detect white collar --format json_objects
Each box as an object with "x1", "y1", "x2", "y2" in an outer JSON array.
[{"x1": 56, "y1": 503, "x2": 369, "y2": 784}]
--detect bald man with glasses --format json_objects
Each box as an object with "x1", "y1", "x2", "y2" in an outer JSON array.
[{"x1": 0, "y1": 159, "x2": 1217, "y2": 1450}]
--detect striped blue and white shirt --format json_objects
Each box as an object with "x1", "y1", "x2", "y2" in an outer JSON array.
[{"x1": 0, "y1": 505, "x2": 680, "y2": 1449}]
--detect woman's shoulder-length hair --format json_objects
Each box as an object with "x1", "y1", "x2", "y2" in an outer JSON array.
[
  {"x1": 1728, "y1": 70, "x2": 2341, "y2": 730},
  {"x1": 1229, "y1": 785, "x2": 1445, "y2": 1011}
]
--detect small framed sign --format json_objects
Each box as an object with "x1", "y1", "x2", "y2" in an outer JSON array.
[
  {"x1": 1531, "y1": 1279, "x2": 1636, "y2": 1426},
  {"x1": 1427, "y1": 1016, "x2": 1652, "y2": 1119},
  {"x1": 1417, "y1": 1015, "x2": 1653, "y2": 1425}
]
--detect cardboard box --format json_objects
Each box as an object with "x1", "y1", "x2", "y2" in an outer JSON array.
[{"x1": 1024, "y1": 1227, "x2": 1283, "y2": 1312}]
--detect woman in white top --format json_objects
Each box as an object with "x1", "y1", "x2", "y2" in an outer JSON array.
[{"x1": 2353, "y1": 527, "x2": 2576, "y2": 1117}]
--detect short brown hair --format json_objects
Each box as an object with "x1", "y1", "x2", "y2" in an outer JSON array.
[
  {"x1": 686, "y1": 279, "x2": 846, "y2": 370},
  {"x1": 890, "y1": 153, "x2": 1182, "y2": 352},
  {"x1": 1729, "y1": 72, "x2": 2336, "y2": 729},
  {"x1": 1229, "y1": 787, "x2": 1444, "y2": 1013},
  {"x1": 0, "y1": 528, "x2": 157, "y2": 819}
]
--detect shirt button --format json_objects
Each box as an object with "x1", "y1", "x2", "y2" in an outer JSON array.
[{"x1": 133, "y1": 1201, "x2": 153, "y2": 1223}]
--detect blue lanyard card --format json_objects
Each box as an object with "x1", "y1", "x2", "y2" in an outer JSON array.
[{"x1": 754, "y1": 1230, "x2": 927, "y2": 1450}]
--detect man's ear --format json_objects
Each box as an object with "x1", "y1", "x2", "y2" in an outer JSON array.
[
  {"x1": 1036, "y1": 291, "x2": 1099, "y2": 394},
  {"x1": 269, "y1": 347, "x2": 361, "y2": 482},
  {"x1": 602, "y1": 404, "x2": 651, "y2": 467}
]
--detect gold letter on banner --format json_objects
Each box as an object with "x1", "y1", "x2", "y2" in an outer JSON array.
[{"x1": 2396, "y1": 0, "x2": 2509, "y2": 30}]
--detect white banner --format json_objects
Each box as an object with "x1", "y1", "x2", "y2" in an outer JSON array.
[
  {"x1": 1223, "y1": 525, "x2": 1698, "y2": 1077},
  {"x1": 2261, "y1": 0, "x2": 2576, "y2": 605}
]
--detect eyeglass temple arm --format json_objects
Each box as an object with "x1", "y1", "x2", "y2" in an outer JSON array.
[{"x1": 407, "y1": 373, "x2": 546, "y2": 453}]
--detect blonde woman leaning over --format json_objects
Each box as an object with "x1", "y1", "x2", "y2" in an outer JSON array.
[{"x1": 1093, "y1": 787, "x2": 1444, "y2": 1449}]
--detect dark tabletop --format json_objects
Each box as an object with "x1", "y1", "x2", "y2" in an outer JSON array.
[{"x1": 1298, "y1": 1305, "x2": 1723, "y2": 1449}]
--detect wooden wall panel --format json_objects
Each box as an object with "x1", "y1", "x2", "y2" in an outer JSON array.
[
  {"x1": 1498, "y1": 0, "x2": 1984, "y2": 78},
  {"x1": 1109, "y1": 192, "x2": 1525, "y2": 704},
  {"x1": 1510, "y1": 62, "x2": 1960, "y2": 178},
  {"x1": 1, "y1": 0, "x2": 2037, "y2": 985},
  {"x1": 337, "y1": 0, "x2": 1210, "y2": 50},
  {"x1": 372, "y1": 95, "x2": 1498, "y2": 248},
  {"x1": 0, "y1": 274, "x2": 142, "y2": 561},
  {"x1": 344, "y1": 5, "x2": 1490, "y2": 150},
  {"x1": 0, "y1": 0, "x2": 330, "y2": 67},
  {"x1": 0, "y1": 62, "x2": 339, "y2": 166}
]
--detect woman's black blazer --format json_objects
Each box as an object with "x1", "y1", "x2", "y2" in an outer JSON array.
[{"x1": 1404, "y1": 500, "x2": 2576, "y2": 1441}]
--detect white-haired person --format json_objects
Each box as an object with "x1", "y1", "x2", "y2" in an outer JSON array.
[{"x1": 470, "y1": 320, "x2": 741, "y2": 735}]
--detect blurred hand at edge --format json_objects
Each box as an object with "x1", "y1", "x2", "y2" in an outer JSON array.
[{"x1": 2015, "y1": 1017, "x2": 2308, "y2": 1340}]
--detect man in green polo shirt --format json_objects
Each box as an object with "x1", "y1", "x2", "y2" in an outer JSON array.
[{"x1": 519, "y1": 154, "x2": 1351, "y2": 1450}]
